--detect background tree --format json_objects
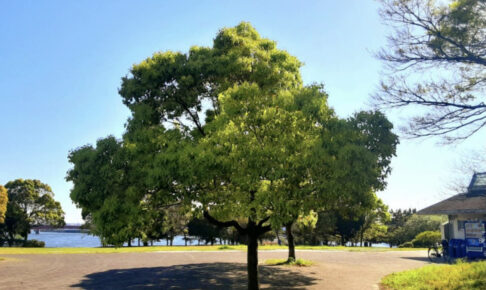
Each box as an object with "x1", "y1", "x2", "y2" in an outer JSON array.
[
  {"x1": 311, "y1": 211, "x2": 338, "y2": 245},
  {"x1": 386, "y1": 213, "x2": 443, "y2": 247},
  {"x1": 357, "y1": 195, "x2": 390, "y2": 246},
  {"x1": 282, "y1": 110, "x2": 398, "y2": 259},
  {"x1": 0, "y1": 185, "x2": 7, "y2": 223},
  {"x1": 375, "y1": 0, "x2": 486, "y2": 142},
  {"x1": 67, "y1": 137, "x2": 142, "y2": 246},
  {"x1": 445, "y1": 148, "x2": 486, "y2": 194},
  {"x1": 292, "y1": 211, "x2": 318, "y2": 246},
  {"x1": 385, "y1": 208, "x2": 415, "y2": 247},
  {"x1": 334, "y1": 208, "x2": 366, "y2": 246},
  {"x1": 187, "y1": 217, "x2": 222, "y2": 245},
  {"x1": 161, "y1": 205, "x2": 191, "y2": 246},
  {"x1": 1, "y1": 179, "x2": 64, "y2": 245}
]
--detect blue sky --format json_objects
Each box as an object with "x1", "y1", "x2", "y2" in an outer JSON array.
[{"x1": 1, "y1": 0, "x2": 484, "y2": 223}]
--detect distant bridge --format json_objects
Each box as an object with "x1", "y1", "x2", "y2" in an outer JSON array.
[{"x1": 32, "y1": 224, "x2": 88, "y2": 233}]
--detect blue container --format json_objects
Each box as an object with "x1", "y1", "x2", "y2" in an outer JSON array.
[
  {"x1": 449, "y1": 239, "x2": 457, "y2": 259},
  {"x1": 457, "y1": 240, "x2": 467, "y2": 258},
  {"x1": 466, "y1": 238, "x2": 484, "y2": 259}
]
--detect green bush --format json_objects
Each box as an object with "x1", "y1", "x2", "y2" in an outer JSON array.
[
  {"x1": 23, "y1": 239, "x2": 45, "y2": 248},
  {"x1": 411, "y1": 231, "x2": 441, "y2": 248},
  {"x1": 398, "y1": 241, "x2": 414, "y2": 248}
]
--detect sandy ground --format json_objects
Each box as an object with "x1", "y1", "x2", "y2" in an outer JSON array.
[{"x1": 0, "y1": 249, "x2": 429, "y2": 289}]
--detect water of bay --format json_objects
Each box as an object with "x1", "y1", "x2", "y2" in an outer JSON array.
[{"x1": 29, "y1": 231, "x2": 187, "y2": 248}]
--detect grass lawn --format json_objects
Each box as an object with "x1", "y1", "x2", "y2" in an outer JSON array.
[
  {"x1": 264, "y1": 258, "x2": 314, "y2": 266},
  {"x1": 0, "y1": 244, "x2": 425, "y2": 255},
  {"x1": 381, "y1": 260, "x2": 486, "y2": 290}
]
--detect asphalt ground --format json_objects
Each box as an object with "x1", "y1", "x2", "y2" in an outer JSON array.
[{"x1": 0, "y1": 249, "x2": 429, "y2": 289}]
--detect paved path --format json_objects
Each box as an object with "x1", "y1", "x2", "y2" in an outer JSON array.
[{"x1": 0, "y1": 250, "x2": 429, "y2": 289}]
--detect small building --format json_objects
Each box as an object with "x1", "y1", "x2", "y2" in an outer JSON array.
[{"x1": 418, "y1": 172, "x2": 486, "y2": 258}]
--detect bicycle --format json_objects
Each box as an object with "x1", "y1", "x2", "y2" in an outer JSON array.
[{"x1": 427, "y1": 240, "x2": 450, "y2": 263}]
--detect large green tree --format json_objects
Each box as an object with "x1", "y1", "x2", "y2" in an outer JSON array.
[
  {"x1": 118, "y1": 23, "x2": 309, "y2": 289},
  {"x1": 69, "y1": 22, "x2": 397, "y2": 289},
  {"x1": 1, "y1": 179, "x2": 64, "y2": 245},
  {"x1": 375, "y1": 0, "x2": 486, "y2": 142}
]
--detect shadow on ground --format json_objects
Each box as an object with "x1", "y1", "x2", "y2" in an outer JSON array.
[
  {"x1": 71, "y1": 262, "x2": 318, "y2": 289},
  {"x1": 400, "y1": 256, "x2": 433, "y2": 263}
]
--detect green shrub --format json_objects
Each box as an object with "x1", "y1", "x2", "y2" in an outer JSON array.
[
  {"x1": 398, "y1": 241, "x2": 414, "y2": 248},
  {"x1": 23, "y1": 239, "x2": 45, "y2": 248},
  {"x1": 411, "y1": 231, "x2": 441, "y2": 248}
]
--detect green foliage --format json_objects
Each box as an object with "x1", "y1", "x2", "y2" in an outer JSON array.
[
  {"x1": 0, "y1": 185, "x2": 7, "y2": 224},
  {"x1": 23, "y1": 239, "x2": 45, "y2": 248},
  {"x1": 411, "y1": 231, "x2": 441, "y2": 248},
  {"x1": 386, "y1": 214, "x2": 443, "y2": 247},
  {"x1": 117, "y1": 22, "x2": 397, "y2": 235},
  {"x1": 0, "y1": 179, "x2": 64, "y2": 245},
  {"x1": 387, "y1": 209, "x2": 416, "y2": 231},
  {"x1": 398, "y1": 241, "x2": 414, "y2": 248},
  {"x1": 306, "y1": 211, "x2": 338, "y2": 245},
  {"x1": 359, "y1": 195, "x2": 390, "y2": 244},
  {"x1": 382, "y1": 260, "x2": 486, "y2": 290},
  {"x1": 69, "y1": 22, "x2": 398, "y2": 288},
  {"x1": 187, "y1": 218, "x2": 222, "y2": 245},
  {"x1": 293, "y1": 211, "x2": 319, "y2": 245},
  {"x1": 67, "y1": 137, "x2": 142, "y2": 246}
]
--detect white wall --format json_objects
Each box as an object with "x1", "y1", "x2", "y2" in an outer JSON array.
[{"x1": 446, "y1": 214, "x2": 486, "y2": 240}]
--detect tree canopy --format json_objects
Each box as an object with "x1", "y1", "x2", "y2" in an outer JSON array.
[
  {"x1": 0, "y1": 179, "x2": 65, "y2": 245},
  {"x1": 375, "y1": 0, "x2": 486, "y2": 142},
  {"x1": 0, "y1": 185, "x2": 7, "y2": 224},
  {"x1": 69, "y1": 22, "x2": 398, "y2": 290}
]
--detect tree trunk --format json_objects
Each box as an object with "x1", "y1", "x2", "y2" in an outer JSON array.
[
  {"x1": 128, "y1": 239, "x2": 132, "y2": 247},
  {"x1": 23, "y1": 233, "x2": 28, "y2": 246},
  {"x1": 247, "y1": 225, "x2": 259, "y2": 290},
  {"x1": 285, "y1": 222, "x2": 296, "y2": 262},
  {"x1": 275, "y1": 229, "x2": 281, "y2": 245},
  {"x1": 202, "y1": 210, "x2": 271, "y2": 290}
]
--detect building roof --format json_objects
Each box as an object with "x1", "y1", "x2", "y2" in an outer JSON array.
[
  {"x1": 418, "y1": 192, "x2": 486, "y2": 215},
  {"x1": 468, "y1": 172, "x2": 486, "y2": 195},
  {"x1": 418, "y1": 172, "x2": 486, "y2": 215}
]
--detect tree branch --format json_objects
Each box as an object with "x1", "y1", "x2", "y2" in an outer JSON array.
[
  {"x1": 203, "y1": 210, "x2": 246, "y2": 234},
  {"x1": 257, "y1": 216, "x2": 270, "y2": 227}
]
